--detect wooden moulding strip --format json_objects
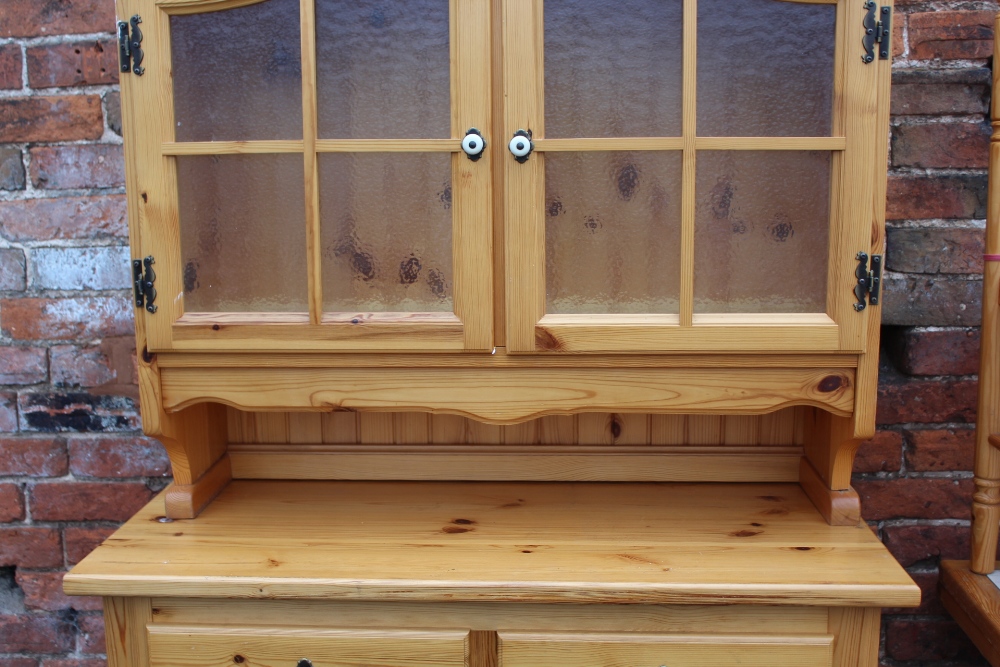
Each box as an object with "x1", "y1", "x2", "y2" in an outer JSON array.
[
  {"x1": 163, "y1": 454, "x2": 233, "y2": 519},
  {"x1": 227, "y1": 445, "x2": 803, "y2": 482},
  {"x1": 798, "y1": 456, "x2": 860, "y2": 526},
  {"x1": 939, "y1": 560, "x2": 1000, "y2": 665},
  {"x1": 161, "y1": 141, "x2": 305, "y2": 155}
]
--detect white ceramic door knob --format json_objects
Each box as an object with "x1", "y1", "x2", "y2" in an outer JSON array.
[
  {"x1": 462, "y1": 132, "x2": 485, "y2": 158},
  {"x1": 508, "y1": 130, "x2": 533, "y2": 162}
]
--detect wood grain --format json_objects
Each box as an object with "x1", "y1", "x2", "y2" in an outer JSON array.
[
  {"x1": 799, "y1": 456, "x2": 860, "y2": 526},
  {"x1": 164, "y1": 454, "x2": 232, "y2": 519},
  {"x1": 161, "y1": 141, "x2": 304, "y2": 155},
  {"x1": 940, "y1": 560, "x2": 1000, "y2": 666},
  {"x1": 104, "y1": 597, "x2": 152, "y2": 667}
]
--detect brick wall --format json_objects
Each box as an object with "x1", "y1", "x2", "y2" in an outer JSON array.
[{"x1": 0, "y1": 1, "x2": 997, "y2": 666}]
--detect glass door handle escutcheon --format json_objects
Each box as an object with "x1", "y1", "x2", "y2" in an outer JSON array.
[
  {"x1": 462, "y1": 128, "x2": 486, "y2": 160},
  {"x1": 508, "y1": 129, "x2": 533, "y2": 162}
]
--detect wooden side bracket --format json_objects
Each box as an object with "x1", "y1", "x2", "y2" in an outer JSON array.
[{"x1": 799, "y1": 456, "x2": 861, "y2": 526}]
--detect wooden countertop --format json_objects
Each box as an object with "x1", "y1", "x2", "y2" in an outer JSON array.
[{"x1": 65, "y1": 480, "x2": 919, "y2": 607}]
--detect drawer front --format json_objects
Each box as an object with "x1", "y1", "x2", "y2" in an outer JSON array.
[
  {"x1": 148, "y1": 626, "x2": 469, "y2": 667},
  {"x1": 498, "y1": 632, "x2": 833, "y2": 667}
]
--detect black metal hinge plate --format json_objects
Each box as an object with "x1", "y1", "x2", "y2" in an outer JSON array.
[
  {"x1": 118, "y1": 15, "x2": 145, "y2": 75},
  {"x1": 862, "y1": 2, "x2": 891, "y2": 63},
  {"x1": 133, "y1": 256, "x2": 157, "y2": 313},
  {"x1": 854, "y1": 252, "x2": 882, "y2": 311}
]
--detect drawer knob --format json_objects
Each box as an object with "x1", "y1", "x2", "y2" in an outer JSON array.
[{"x1": 297, "y1": 660, "x2": 312, "y2": 667}]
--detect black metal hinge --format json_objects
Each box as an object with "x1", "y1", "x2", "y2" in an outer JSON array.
[
  {"x1": 133, "y1": 256, "x2": 157, "y2": 313},
  {"x1": 118, "y1": 15, "x2": 145, "y2": 76},
  {"x1": 862, "y1": 2, "x2": 891, "y2": 63},
  {"x1": 854, "y1": 252, "x2": 882, "y2": 311}
]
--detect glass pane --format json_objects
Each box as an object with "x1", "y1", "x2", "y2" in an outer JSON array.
[
  {"x1": 694, "y1": 151, "x2": 830, "y2": 313},
  {"x1": 178, "y1": 154, "x2": 307, "y2": 312},
  {"x1": 171, "y1": 0, "x2": 302, "y2": 142},
  {"x1": 545, "y1": 0, "x2": 683, "y2": 138},
  {"x1": 546, "y1": 152, "x2": 682, "y2": 314},
  {"x1": 698, "y1": 0, "x2": 835, "y2": 137},
  {"x1": 316, "y1": 0, "x2": 450, "y2": 139},
  {"x1": 320, "y1": 153, "x2": 453, "y2": 312}
]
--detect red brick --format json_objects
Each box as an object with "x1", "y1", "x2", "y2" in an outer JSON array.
[
  {"x1": 855, "y1": 478, "x2": 973, "y2": 520},
  {"x1": 887, "y1": 174, "x2": 987, "y2": 221},
  {"x1": 27, "y1": 40, "x2": 119, "y2": 89},
  {"x1": 884, "y1": 569, "x2": 945, "y2": 615},
  {"x1": 68, "y1": 436, "x2": 171, "y2": 478},
  {"x1": 0, "y1": 146, "x2": 24, "y2": 191},
  {"x1": 0, "y1": 437, "x2": 68, "y2": 477},
  {"x1": 909, "y1": 11, "x2": 996, "y2": 61},
  {"x1": 0, "y1": 528, "x2": 62, "y2": 569},
  {"x1": 0, "y1": 297, "x2": 134, "y2": 341},
  {"x1": 30, "y1": 482, "x2": 152, "y2": 522},
  {"x1": 0, "y1": 248, "x2": 26, "y2": 290},
  {"x1": 885, "y1": 618, "x2": 984, "y2": 661},
  {"x1": 106, "y1": 91, "x2": 121, "y2": 136},
  {"x1": 892, "y1": 122, "x2": 991, "y2": 169},
  {"x1": 0, "y1": 659, "x2": 38, "y2": 667},
  {"x1": 886, "y1": 228, "x2": 984, "y2": 275},
  {"x1": 885, "y1": 327, "x2": 980, "y2": 376},
  {"x1": 875, "y1": 274, "x2": 980, "y2": 327},
  {"x1": 876, "y1": 374, "x2": 977, "y2": 425},
  {"x1": 51, "y1": 345, "x2": 116, "y2": 387},
  {"x1": 0, "y1": 44, "x2": 21, "y2": 90},
  {"x1": 892, "y1": 14, "x2": 904, "y2": 59},
  {"x1": 853, "y1": 430, "x2": 903, "y2": 474},
  {"x1": 0, "y1": 96, "x2": 103, "y2": 143},
  {"x1": 78, "y1": 613, "x2": 106, "y2": 654},
  {"x1": 18, "y1": 392, "x2": 139, "y2": 433},
  {"x1": 29, "y1": 145, "x2": 125, "y2": 190},
  {"x1": 0, "y1": 347, "x2": 47, "y2": 385},
  {"x1": 0, "y1": 0, "x2": 116, "y2": 38},
  {"x1": 0, "y1": 483, "x2": 24, "y2": 522},
  {"x1": 0, "y1": 392, "x2": 16, "y2": 432},
  {"x1": 64, "y1": 526, "x2": 116, "y2": 565},
  {"x1": 41, "y1": 661, "x2": 105, "y2": 667},
  {"x1": 15, "y1": 571, "x2": 101, "y2": 612},
  {"x1": 0, "y1": 195, "x2": 127, "y2": 242},
  {"x1": 892, "y1": 81, "x2": 989, "y2": 116},
  {"x1": 0, "y1": 614, "x2": 74, "y2": 654},
  {"x1": 882, "y1": 523, "x2": 971, "y2": 566},
  {"x1": 907, "y1": 428, "x2": 975, "y2": 472}
]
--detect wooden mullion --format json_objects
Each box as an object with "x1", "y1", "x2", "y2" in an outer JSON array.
[
  {"x1": 315, "y1": 139, "x2": 457, "y2": 152},
  {"x1": 679, "y1": 0, "x2": 697, "y2": 328},
  {"x1": 301, "y1": 0, "x2": 321, "y2": 325},
  {"x1": 162, "y1": 141, "x2": 305, "y2": 155}
]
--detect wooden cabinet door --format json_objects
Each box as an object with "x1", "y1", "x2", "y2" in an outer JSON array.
[
  {"x1": 503, "y1": 0, "x2": 888, "y2": 353},
  {"x1": 120, "y1": 0, "x2": 493, "y2": 352}
]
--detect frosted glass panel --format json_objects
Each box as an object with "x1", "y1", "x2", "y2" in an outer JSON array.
[
  {"x1": 545, "y1": 0, "x2": 683, "y2": 138},
  {"x1": 316, "y1": 0, "x2": 450, "y2": 139},
  {"x1": 546, "y1": 152, "x2": 682, "y2": 313},
  {"x1": 694, "y1": 152, "x2": 830, "y2": 313},
  {"x1": 178, "y1": 154, "x2": 307, "y2": 312},
  {"x1": 698, "y1": 0, "x2": 835, "y2": 136},
  {"x1": 320, "y1": 153, "x2": 453, "y2": 312},
  {"x1": 171, "y1": 0, "x2": 302, "y2": 142}
]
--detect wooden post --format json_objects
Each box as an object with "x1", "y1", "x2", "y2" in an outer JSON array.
[{"x1": 970, "y1": 13, "x2": 1000, "y2": 575}]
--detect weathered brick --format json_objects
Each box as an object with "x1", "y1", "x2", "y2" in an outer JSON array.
[
  {"x1": 0, "y1": 393, "x2": 16, "y2": 432},
  {"x1": 29, "y1": 145, "x2": 125, "y2": 190},
  {"x1": 877, "y1": 369, "x2": 977, "y2": 424},
  {"x1": 0, "y1": 347, "x2": 47, "y2": 385},
  {"x1": 0, "y1": 96, "x2": 103, "y2": 143},
  {"x1": 41, "y1": 660, "x2": 105, "y2": 667},
  {"x1": 68, "y1": 436, "x2": 170, "y2": 478},
  {"x1": 882, "y1": 523, "x2": 971, "y2": 566},
  {"x1": 30, "y1": 246, "x2": 131, "y2": 291},
  {"x1": 0, "y1": 613, "x2": 74, "y2": 654},
  {"x1": 78, "y1": 612, "x2": 106, "y2": 654},
  {"x1": 893, "y1": 122, "x2": 991, "y2": 170},
  {"x1": 0, "y1": 44, "x2": 21, "y2": 90},
  {"x1": 892, "y1": 13, "x2": 904, "y2": 59},
  {"x1": 0, "y1": 248, "x2": 26, "y2": 291},
  {"x1": 64, "y1": 526, "x2": 116, "y2": 565},
  {"x1": 887, "y1": 174, "x2": 987, "y2": 221},
  {"x1": 0, "y1": 659, "x2": 37, "y2": 667},
  {"x1": 30, "y1": 481, "x2": 152, "y2": 522},
  {"x1": 885, "y1": 570, "x2": 945, "y2": 615},
  {"x1": 893, "y1": 82, "x2": 989, "y2": 116},
  {"x1": 51, "y1": 345, "x2": 116, "y2": 387},
  {"x1": 909, "y1": 11, "x2": 996, "y2": 61},
  {"x1": 883, "y1": 326, "x2": 980, "y2": 376},
  {"x1": 1, "y1": 297, "x2": 133, "y2": 341},
  {"x1": 27, "y1": 40, "x2": 119, "y2": 89},
  {"x1": 105, "y1": 91, "x2": 122, "y2": 136},
  {"x1": 0, "y1": 484, "x2": 25, "y2": 522},
  {"x1": 885, "y1": 618, "x2": 985, "y2": 662},
  {"x1": 0, "y1": 437, "x2": 68, "y2": 477},
  {"x1": 911, "y1": 431, "x2": 972, "y2": 474},
  {"x1": 856, "y1": 478, "x2": 973, "y2": 520},
  {"x1": 0, "y1": 195, "x2": 128, "y2": 242},
  {"x1": 0, "y1": 0, "x2": 116, "y2": 38},
  {"x1": 0, "y1": 528, "x2": 62, "y2": 569},
  {"x1": 0, "y1": 146, "x2": 24, "y2": 191},
  {"x1": 886, "y1": 227, "x2": 984, "y2": 274},
  {"x1": 853, "y1": 430, "x2": 903, "y2": 474},
  {"x1": 17, "y1": 393, "x2": 139, "y2": 433},
  {"x1": 881, "y1": 274, "x2": 981, "y2": 327},
  {"x1": 15, "y1": 572, "x2": 101, "y2": 612}
]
